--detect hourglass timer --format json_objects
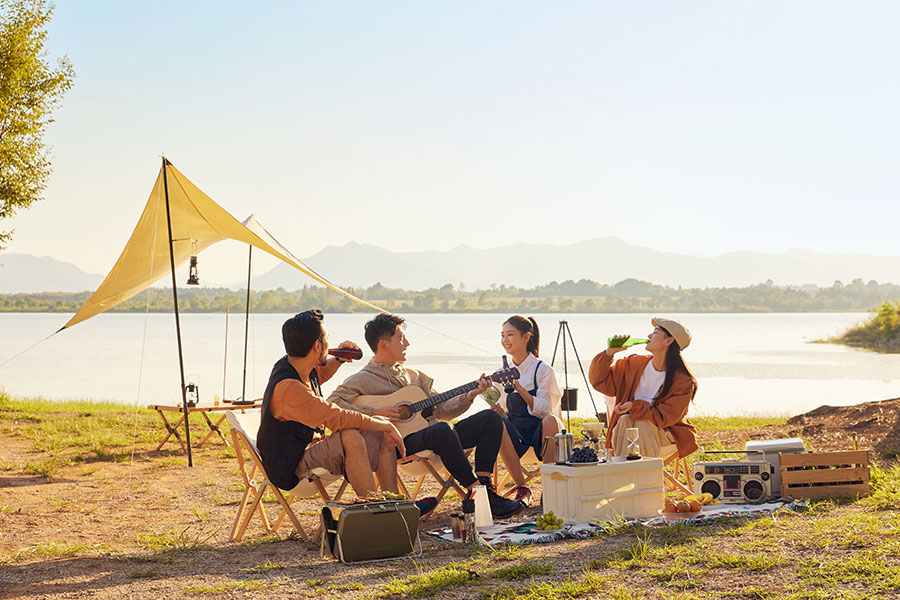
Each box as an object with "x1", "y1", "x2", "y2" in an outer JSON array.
[{"x1": 624, "y1": 427, "x2": 641, "y2": 460}]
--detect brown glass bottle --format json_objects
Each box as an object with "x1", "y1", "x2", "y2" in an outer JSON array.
[{"x1": 328, "y1": 347, "x2": 363, "y2": 361}]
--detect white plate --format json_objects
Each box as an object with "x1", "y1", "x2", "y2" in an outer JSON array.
[
  {"x1": 565, "y1": 460, "x2": 602, "y2": 467},
  {"x1": 658, "y1": 508, "x2": 702, "y2": 520}
]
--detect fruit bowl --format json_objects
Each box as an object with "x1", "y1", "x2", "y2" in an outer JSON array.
[{"x1": 565, "y1": 460, "x2": 601, "y2": 467}]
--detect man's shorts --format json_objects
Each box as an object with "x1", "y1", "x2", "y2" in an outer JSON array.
[{"x1": 295, "y1": 430, "x2": 384, "y2": 480}]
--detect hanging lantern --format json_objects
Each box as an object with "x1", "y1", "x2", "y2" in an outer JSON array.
[
  {"x1": 187, "y1": 256, "x2": 200, "y2": 285},
  {"x1": 186, "y1": 239, "x2": 199, "y2": 285}
]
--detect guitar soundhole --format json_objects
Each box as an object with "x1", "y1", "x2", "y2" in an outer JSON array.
[{"x1": 396, "y1": 404, "x2": 413, "y2": 421}]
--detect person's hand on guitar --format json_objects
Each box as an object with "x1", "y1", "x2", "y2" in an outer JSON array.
[
  {"x1": 466, "y1": 375, "x2": 493, "y2": 403},
  {"x1": 373, "y1": 406, "x2": 402, "y2": 421}
]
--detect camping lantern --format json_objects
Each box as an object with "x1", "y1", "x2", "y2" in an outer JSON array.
[
  {"x1": 185, "y1": 381, "x2": 199, "y2": 407},
  {"x1": 186, "y1": 239, "x2": 199, "y2": 285},
  {"x1": 186, "y1": 256, "x2": 199, "y2": 285}
]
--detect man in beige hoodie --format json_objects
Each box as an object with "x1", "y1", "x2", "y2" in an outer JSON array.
[
  {"x1": 328, "y1": 312, "x2": 525, "y2": 519},
  {"x1": 256, "y1": 310, "x2": 404, "y2": 498}
]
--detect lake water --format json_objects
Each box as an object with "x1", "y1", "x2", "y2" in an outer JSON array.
[{"x1": 1, "y1": 312, "x2": 898, "y2": 418}]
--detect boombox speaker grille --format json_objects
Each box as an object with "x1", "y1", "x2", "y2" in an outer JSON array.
[
  {"x1": 742, "y1": 480, "x2": 765, "y2": 502},
  {"x1": 700, "y1": 480, "x2": 721, "y2": 499}
]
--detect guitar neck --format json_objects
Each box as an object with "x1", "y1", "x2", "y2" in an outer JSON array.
[{"x1": 410, "y1": 381, "x2": 479, "y2": 414}]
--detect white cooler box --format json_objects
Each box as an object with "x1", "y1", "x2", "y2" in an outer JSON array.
[
  {"x1": 540, "y1": 458, "x2": 665, "y2": 523},
  {"x1": 744, "y1": 438, "x2": 806, "y2": 498}
]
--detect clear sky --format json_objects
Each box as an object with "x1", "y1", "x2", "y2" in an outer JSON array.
[{"x1": 4, "y1": 1, "x2": 899, "y2": 284}]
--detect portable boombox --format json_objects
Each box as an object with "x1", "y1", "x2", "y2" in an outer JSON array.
[{"x1": 692, "y1": 460, "x2": 773, "y2": 503}]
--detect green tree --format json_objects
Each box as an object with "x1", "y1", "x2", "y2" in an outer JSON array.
[
  {"x1": 0, "y1": 0, "x2": 74, "y2": 248},
  {"x1": 875, "y1": 301, "x2": 899, "y2": 332}
]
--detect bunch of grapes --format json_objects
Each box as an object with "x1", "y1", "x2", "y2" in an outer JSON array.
[
  {"x1": 535, "y1": 511, "x2": 563, "y2": 530},
  {"x1": 569, "y1": 447, "x2": 599, "y2": 463}
]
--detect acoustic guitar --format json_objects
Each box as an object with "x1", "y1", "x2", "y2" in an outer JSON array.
[{"x1": 352, "y1": 367, "x2": 520, "y2": 437}]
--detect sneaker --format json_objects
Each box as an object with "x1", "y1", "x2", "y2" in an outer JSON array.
[
  {"x1": 478, "y1": 476, "x2": 525, "y2": 519},
  {"x1": 414, "y1": 496, "x2": 438, "y2": 518},
  {"x1": 512, "y1": 485, "x2": 532, "y2": 506}
]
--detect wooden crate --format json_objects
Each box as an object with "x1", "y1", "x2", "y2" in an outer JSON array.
[{"x1": 779, "y1": 451, "x2": 870, "y2": 499}]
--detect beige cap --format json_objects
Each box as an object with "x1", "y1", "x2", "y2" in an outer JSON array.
[{"x1": 652, "y1": 317, "x2": 691, "y2": 350}]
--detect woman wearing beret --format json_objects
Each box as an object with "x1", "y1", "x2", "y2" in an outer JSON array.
[{"x1": 589, "y1": 317, "x2": 698, "y2": 459}]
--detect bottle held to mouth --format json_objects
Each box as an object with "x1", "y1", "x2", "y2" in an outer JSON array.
[
  {"x1": 607, "y1": 335, "x2": 649, "y2": 348},
  {"x1": 328, "y1": 347, "x2": 363, "y2": 361}
]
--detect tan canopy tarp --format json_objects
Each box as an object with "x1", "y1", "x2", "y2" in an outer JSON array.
[{"x1": 61, "y1": 159, "x2": 379, "y2": 330}]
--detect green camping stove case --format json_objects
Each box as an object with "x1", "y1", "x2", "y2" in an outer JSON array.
[{"x1": 320, "y1": 499, "x2": 422, "y2": 563}]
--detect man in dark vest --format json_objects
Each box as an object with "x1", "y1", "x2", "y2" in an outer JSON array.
[{"x1": 256, "y1": 309, "x2": 406, "y2": 498}]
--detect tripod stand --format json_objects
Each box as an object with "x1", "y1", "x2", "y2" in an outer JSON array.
[{"x1": 549, "y1": 320, "x2": 603, "y2": 433}]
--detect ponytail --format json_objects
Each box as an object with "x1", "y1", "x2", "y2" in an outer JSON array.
[
  {"x1": 504, "y1": 315, "x2": 541, "y2": 357},
  {"x1": 527, "y1": 317, "x2": 540, "y2": 356}
]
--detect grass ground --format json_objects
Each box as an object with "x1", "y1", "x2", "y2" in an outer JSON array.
[{"x1": 1, "y1": 391, "x2": 898, "y2": 599}]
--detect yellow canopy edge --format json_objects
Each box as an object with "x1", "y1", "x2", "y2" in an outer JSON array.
[{"x1": 61, "y1": 160, "x2": 380, "y2": 330}]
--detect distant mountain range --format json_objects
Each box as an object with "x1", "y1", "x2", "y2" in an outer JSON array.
[
  {"x1": 3, "y1": 239, "x2": 900, "y2": 293},
  {"x1": 0, "y1": 253, "x2": 104, "y2": 294},
  {"x1": 251, "y1": 238, "x2": 900, "y2": 290}
]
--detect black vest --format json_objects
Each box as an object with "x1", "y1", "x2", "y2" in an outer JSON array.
[{"x1": 257, "y1": 357, "x2": 320, "y2": 490}]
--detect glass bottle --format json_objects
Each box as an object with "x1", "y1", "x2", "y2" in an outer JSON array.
[{"x1": 462, "y1": 498, "x2": 478, "y2": 544}]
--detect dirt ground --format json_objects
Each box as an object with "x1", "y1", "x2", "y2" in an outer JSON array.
[
  {"x1": 704, "y1": 397, "x2": 900, "y2": 455},
  {"x1": 1, "y1": 397, "x2": 898, "y2": 599}
]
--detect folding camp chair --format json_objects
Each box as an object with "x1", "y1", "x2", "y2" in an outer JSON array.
[
  {"x1": 663, "y1": 449, "x2": 693, "y2": 495},
  {"x1": 227, "y1": 409, "x2": 348, "y2": 542},
  {"x1": 610, "y1": 414, "x2": 693, "y2": 495},
  {"x1": 496, "y1": 447, "x2": 542, "y2": 497},
  {"x1": 395, "y1": 450, "x2": 465, "y2": 519}
]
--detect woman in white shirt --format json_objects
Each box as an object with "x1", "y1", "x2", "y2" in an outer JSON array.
[{"x1": 491, "y1": 316, "x2": 562, "y2": 503}]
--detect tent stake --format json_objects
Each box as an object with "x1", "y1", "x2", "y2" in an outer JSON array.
[{"x1": 162, "y1": 156, "x2": 193, "y2": 467}]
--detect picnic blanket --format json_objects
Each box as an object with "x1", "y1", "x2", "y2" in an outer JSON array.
[{"x1": 424, "y1": 500, "x2": 805, "y2": 546}]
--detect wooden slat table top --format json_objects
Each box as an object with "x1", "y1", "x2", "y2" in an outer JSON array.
[{"x1": 147, "y1": 401, "x2": 261, "y2": 413}]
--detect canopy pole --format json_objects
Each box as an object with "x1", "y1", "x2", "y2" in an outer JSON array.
[
  {"x1": 162, "y1": 157, "x2": 193, "y2": 467},
  {"x1": 241, "y1": 245, "x2": 252, "y2": 402},
  {"x1": 222, "y1": 306, "x2": 229, "y2": 401}
]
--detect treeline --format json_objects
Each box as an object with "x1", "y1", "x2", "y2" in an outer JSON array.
[
  {"x1": 1, "y1": 278, "x2": 899, "y2": 314},
  {"x1": 834, "y1": 301, "x2": 900, "y2": 352}
]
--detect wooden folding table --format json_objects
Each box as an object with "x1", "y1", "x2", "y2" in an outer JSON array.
[{"x1": 148, "y1": 402, "x2": 261, "y2": 452}]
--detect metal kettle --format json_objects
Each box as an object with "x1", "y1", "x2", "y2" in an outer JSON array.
[{"x1": 554, "y1": 429, "x2": 575, "y2": 464}]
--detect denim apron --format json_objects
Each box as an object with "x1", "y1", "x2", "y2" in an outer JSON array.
[{"x1": 503, "y1": 360, "x2": 544, "y2": 458}]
